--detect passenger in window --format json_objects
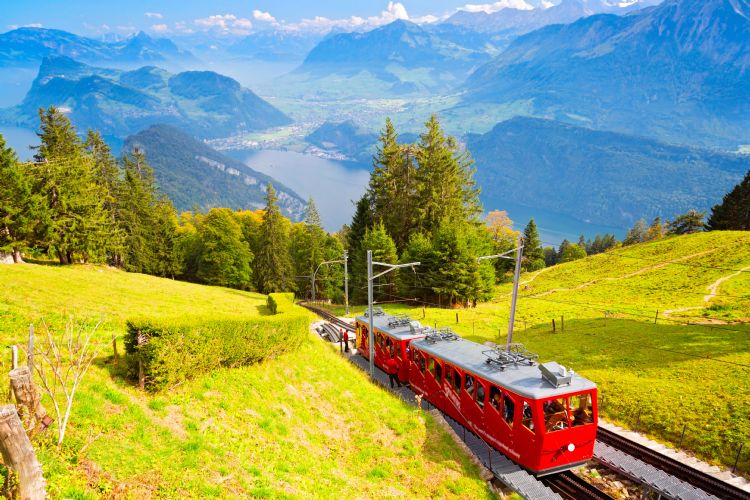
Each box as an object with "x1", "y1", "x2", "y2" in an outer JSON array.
[
  {"x1": 465, "y1": 375, "x2": 474, "y2": 397},
  {"x1": 490, "y1": 387, "x2": 501, "y2": 411},
  {"x1": 503, "y1": 394, "x2": 514, "y2": 425},
  {"x1": 476, "y1": 384, "x2": 485, "y2": 409},
  {"x1": 522, "y1": 402, "x2": 534, "y2": 432}
]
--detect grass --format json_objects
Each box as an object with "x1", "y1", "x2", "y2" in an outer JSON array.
[
  {"x1": 0, "y1": 264, "x2": 493, "y2": 498},
  {"x1": 321, "y1": 231, "x2": 750, "y2": 474}
]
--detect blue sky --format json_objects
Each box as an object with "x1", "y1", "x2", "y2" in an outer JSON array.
[{"x1": 4, "y1": 0, "x2": 540, "y2": 36}]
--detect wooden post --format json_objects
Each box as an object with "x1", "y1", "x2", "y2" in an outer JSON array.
[
  {"x1": 422, "y1": 306, "x2": 425, "y2": 319},
  {"x1": 11, "y1": 345, "x2": 18, "y2": 369},
  {"x1": 456, "y1": 313, "x2": 459, "y2": 324},
  {"x1": 9, "y1": 367, "x2": 51, "y2": 434},
  {"x1": 654, "y1": 310, "x2": 659, "y2": 324},
  {"x1": 0, "y1": 405, "x2": 46, "y2": 500},
  {"x1": 112, "y1": 335, "x2": 119, "y2": 367},
  {"x1": 27, "y1": 324, "x2": 34, "y2": 372},
  {"x1": 552, "y1": 319, "x2": 556, "y2": 333}
]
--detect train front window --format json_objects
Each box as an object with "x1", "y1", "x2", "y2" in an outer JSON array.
[
  {"x1": 489, "y1": 386, "x2": 501, "y2": 411},
  {"x1": 522, "y1": 402, "x2": 534, "y2": 433},
  {"x1": 572, "y1": 393, "x2": 594, "y2": 427},
  {"x1": 544, "y1": 397, "x2": 570, "y2": 432}
]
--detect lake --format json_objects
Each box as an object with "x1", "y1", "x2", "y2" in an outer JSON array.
[{"x1": 0, "y1": 126, "x2": 37, "y2": 160}]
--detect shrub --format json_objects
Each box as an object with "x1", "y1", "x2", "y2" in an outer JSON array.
[
  {"x1": 125, "y1": 306, "x2": 308, "y2": 390},
  {"x1": 267, "y1": 292, "x2": 295, "y2": 314}
]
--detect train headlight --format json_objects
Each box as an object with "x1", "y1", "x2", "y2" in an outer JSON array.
[{"x1": 567, "y1": 443, "x2": 576, "y2": 452}]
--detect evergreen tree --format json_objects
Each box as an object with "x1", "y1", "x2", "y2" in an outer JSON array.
[
  {"x1": 623, "y1": 219, "x2": 647, "y2": 245},
  {"x1": 667, "y1": 210, "x2": 706, "y2": 235},
  {"x1": 397, "y1": 232, "x2": 433, "y2": 299},
  {"x1": 707, "y1": 170, "x2": 750, "y2": 230},
  {"x1": 85, "y1": 129, "x2": 123, "y2": 264},
  {"x1": 522, "y1": 219, "x2": 544, "y2": 271},
  {"x1": 194, "y1": 208, "x2": 253, "y2": 289},
  {"x1": 254, "y1": 184, "x2": 293, "y2": 294},
  {"x1": 347, "y1": 194, "x2": 374, "y2": 303},
  {"x1": 558, "y1": 240, "x2": 587, "y2": 263},
  {"x1": 0, "y1": 136, "x2": 43, "y2": 262},
  {"x1": 414, "y1": 115, "x2": 481, "y2": 235},
  {"x1": 32, "y1": 107, "x2": 110, "y2": 264},
  {"x1": 543, "y1": 247, "x2": 558, "y2": 267},
  {"x1": 358, "y1": 221, "x2": 398, "y2": 302}
]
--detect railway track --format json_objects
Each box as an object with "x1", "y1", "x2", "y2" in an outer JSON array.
[
  {"x1": 542, "y1": 471, "x2": 614, "y2": 500},
  {"x1": 597, "y1": 427, "x2": 750, "y2": 500}
]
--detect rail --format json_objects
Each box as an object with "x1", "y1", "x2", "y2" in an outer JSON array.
[
  {"x1": 541, "y1": 471, "x2": 615, "y2": 500},
  {"x1": 596, "y1": 428, "x2": 750, "y2": 500}
]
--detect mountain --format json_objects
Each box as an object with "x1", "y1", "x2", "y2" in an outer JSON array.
[
  {"x1": 445, "y1": 0, "x2": 661, "y2": 34},
  {"x1": 468, "y1": 117, "x2": 749, "y2": 228},
  {"x1": 229, "y1": 30, "x2": 324, "y2": 62},
  {"x1": 0, "y1": 27, "x2": 196, "y2": 66},
  {"x1": 123, "y1": 124, "x2": 305, "y2": 219},
  {"x1": 289, "y1": 20, "x2": 493, "y2": 96},
  {"x1": 460, "y1": 0, "x2": 750, "y2": 148},
  {"x1": 305, "y1": 121, "x2": 378, "y2": 161},
  {"x1": 1, "y1": 56, "x2": 292, "y2": 139}
]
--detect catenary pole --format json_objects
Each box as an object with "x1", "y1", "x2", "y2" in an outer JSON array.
[{"x1": 344, "y1": 250, "x2": 349, "y2": 316}]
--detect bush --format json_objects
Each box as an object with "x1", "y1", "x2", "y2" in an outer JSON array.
[
  {"x1": 267, "y1": 292, "x2": 295, "y2": 314},
  {"x1": 125, "y1": 306, "x2": 308, "y2": 390}
]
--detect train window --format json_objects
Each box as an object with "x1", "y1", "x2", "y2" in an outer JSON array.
[
  {"x1": 543, "y1": 398, "x2": 570, "y2": 432},
  {"x1": 417, "y1": 352, "x2": 426, "y2": 373},
  {"x1": 453, "y1": 370, "x2": 461, "y2": 393},
  {"x1": 435, "y1": 361, "x2": 442, "y2": 384},
  {"x1": 503, "y1": 394, "x2": 515, "y2": 425},
  {"x1": 464, "y1": 374, "x2": 475, "y2": 398},
  {"x1": 489, "y1": 386, "x2": 501, "y2": 411},
  {"x1": 386, "y1": 336, "x2": 394, "y2": 355},
  {"x1": 572, "y1": 393, "x2": 594, "y2": 427},
  {"x1": 522, "y1": 402, "x2": 535, "y2": 433},
  {"x1": 476, "y1": 382, "x2": 485, "y2": 409},
  {"x1": 445, "y1": 365, "x2": 453, "y2": 388},
  {"x1": 428, "y1": 357, "x2": 435, "y2": 379}
]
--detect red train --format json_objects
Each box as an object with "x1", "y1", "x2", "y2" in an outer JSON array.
[{"x1": 355, "y1": 308, "x2": 598, "y2": 476}]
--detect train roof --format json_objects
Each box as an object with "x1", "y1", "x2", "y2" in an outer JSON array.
[
  {"x1": 355, "y1": 309, "x2": 427, "y2": 341},
  {"x1": 411, "y1": 336, "x2": 596, "y2": 400}
]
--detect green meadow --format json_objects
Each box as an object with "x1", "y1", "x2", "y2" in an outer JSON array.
[{"x1": 0, "y1": 264, "x2": 492, "y2": 498}]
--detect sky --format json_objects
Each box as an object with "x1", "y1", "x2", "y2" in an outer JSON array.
[{"x1": 3, "y1": 0, "x2": 543, "y2": 37}]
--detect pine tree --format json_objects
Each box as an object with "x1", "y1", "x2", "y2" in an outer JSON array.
[
  {"x1": 707, "y1": 170, "x2": 750, "y2": 230},
  {"x1": 358, "y1": 221, "x2": 398, "y2": 302},
  {"x1": 347, "y1": 194, "x2": 373, "y2": 303},
  {"x1": 254, "y1": 183, "x2": 293, "y2": 294},
  {"x1": 414, "y1": 115, "x2": 481, "y2": 236},
  {"x1": 646, "y1": 217, "x2": 665, "y2": 241},
  {"x1": 522, "y1": 219, "x2": 544, "y2": 271},
  {"x1": 0, "y1": 136, "x2": 43, "y2": 262},
  {"x1": 667, "y1": 210, "x2": 706, "y2": 235},
  {"x1": 623, "y1": 219, "x2": 647, "y2": 245},
  {"x1": 32, "y1": 107, "x2": 110, "y2": 264}
]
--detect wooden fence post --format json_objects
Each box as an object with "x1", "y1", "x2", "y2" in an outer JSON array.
[
  {"x1": 552, "y1": 319, "x2": 556, "y2": 333},
  {"x1": 112, "y1": 335, "x2": 119, "y2": 367},
  {"x1": 0, "y1": 405, "x2": 46, "y2": 500},
  {"x1": 456, "y1": 313, "x2": 459, "y2": 324},
  {"x1": 9, "y1": 366, "x2": 51, "y2": 434},
  {"x1": 654, "y1": 310, "x2": 659, "y2": 324}
]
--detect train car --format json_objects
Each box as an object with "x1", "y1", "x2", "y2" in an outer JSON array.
[
  {"x1": 355, "y1": 307, "x2": 426, "y2": 383},
  {"x1": 408, "y1": 330, "x2": 598, "y2": 476}
]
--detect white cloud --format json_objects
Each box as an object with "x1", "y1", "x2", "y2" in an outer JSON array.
[
  {"x1": 144, "y1": 12, "x2": 163, "y2": 19},
  {"x1": 253, "y1": 10, "x2": 277, "y2": 23},
  {"x1": 194, "y1": 14, "x2": 252, "y2": 35},
  {"x1": 282, "y1": 2, "x2": 413, "y2": 33},
  {"x1": 150, "y1": 23, "x2": 169, "y2": 33},
  {"x1": 174, "y1": 21, "x2": 194, "y2": 34},
  {"x1": 460, "y1": 0, "x2": 533, "y2": 14},
  {"x1": 8, "y1": 23, "x2": 44, "y2": 29}
]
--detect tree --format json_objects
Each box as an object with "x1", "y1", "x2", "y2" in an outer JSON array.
[
  {"x1": 254, "y1": 184, "x2": 293, "y2": 294},
  {"x1": 558, "y1": 240, "x2": 587, "y2": 263},
  {"x1": 646, "y1": 217, "x2": 665, "y2": 241},
  {"x1": 543, "y1": 247, "x2": 558, "y2": 267},
  {"x1": 707, "y1": 170, "x2": 750, "y2": 230},
  {"x1": 32, "y1": 107, "x2": 111, "y2": 264},
  {"x1": 623, "y1": 219, "x2": 647, "y2": 246},
  {"x1": 667, "y1": 210, "x2": 706, "y2": 235},
  {"x1": 347, "y1": 194, "x2": 374, "y2": 303},
  {"x1": 359, "y1": 222, "x2": 398, "y2": 302},
  {"x1": 522, "y1": 219, "x2": 545, "y2": 271},
  {"x1": 0, "y1": 136, "x2": 42, "y2": 262},
  {"x1": 486, "y1": 210, "x2": 519, "y2": 280},
  {"x1": 414, "y1": 115, "x2": 481, "y2": 235},
  {"x1": 194, "y1": 208, "x2": 253, "y2": 289}
]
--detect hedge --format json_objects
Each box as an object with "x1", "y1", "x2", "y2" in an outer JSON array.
[
  {"x1": 125, "y1": 304, "x2": 309, "y2": 391},
  {"x1": 267, "y1": 292, "x2": 296, "y2": 314}
]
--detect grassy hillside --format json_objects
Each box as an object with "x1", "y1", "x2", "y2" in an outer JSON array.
[
  {"x1": 326, "y1": 231, "x2": 750, "y2": 474},
  {"x1": 0, "y1": 264, "x2": 493, "y2": 498}
]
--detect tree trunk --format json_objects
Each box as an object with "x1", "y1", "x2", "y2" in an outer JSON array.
[
  {"x1": 12, "y1": 248, "x2": 23, "y2": 264},
  {"x1": 57, "y1": 251, "x2": 68, "y2": 265},
  {"x1": 9, "y1": 367, "x2": 51, "y2": 435},
  {"x1": 0, "y1": 405, "x2": 46, "y2": 500}
]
